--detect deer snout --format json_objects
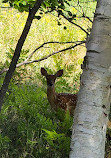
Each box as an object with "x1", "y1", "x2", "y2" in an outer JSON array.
[
  {"x1": 47, "y1": 81, "x2": 54, "y2": 87},
  {"x1": 49, "y1": 83, "x2": 53, "y2": 86},
  {"x1": 47, "y1": 79, "x2": 54, "y2": 87}
]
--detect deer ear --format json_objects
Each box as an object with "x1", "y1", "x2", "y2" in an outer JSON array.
[
  {"x1": 55, "y1": 69, "x2": 63, "y2": 77},
  {"x1": 41, "y1": 68, "x2": 48, "y2": 76}
]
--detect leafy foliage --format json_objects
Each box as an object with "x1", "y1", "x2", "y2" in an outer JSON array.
[
  {"x1": 105, "y1": 128, "x2": 111, "y2": 158},
  {"x1": 0, "y1": 79, "x2": 73, "y2": 157},
  {"x1": 2, "y1": 0, "x2": 63, "y2": 12},
  {"x1": 105, "y1": 108, "x2": 111, "y2": 158},
  {"x1": 2, "y1": 0, "x2": 96, "y2": 35},
  {"x1": 1, "y1": 0, "x2": 110, "y2": 157},
  {"x1": 1, "y1": 48, "x2": 30, "y2": 83}
]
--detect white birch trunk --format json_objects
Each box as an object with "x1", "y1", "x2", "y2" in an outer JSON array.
[{"x1": 70, "y1": 0, "x2": 111, "y2": 158}]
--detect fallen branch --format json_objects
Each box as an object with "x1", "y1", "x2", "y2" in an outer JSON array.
[{"x1": 0, "y1": 40, "x2": 85, "y2": 75}]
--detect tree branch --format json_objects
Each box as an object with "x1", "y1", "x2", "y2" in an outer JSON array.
[
  {"x1": 25, "y1": 41, "x2": 85, "y2": 61},
  {"x1": 0, "y1": 40, "x2": 85, "y2": 74},
  {"x1": 77, "y1": 3, "x2": 93, "y2": 23},
  {"x1": 61, "y1": 13, "x2": 89, "y2": 36}
]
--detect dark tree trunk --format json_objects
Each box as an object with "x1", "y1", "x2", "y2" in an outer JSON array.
[{"x1": 0, "y1": 0, "x2": 44, "y2": 111}]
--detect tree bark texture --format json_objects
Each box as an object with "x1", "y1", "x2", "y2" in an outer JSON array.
[
  {"x1": 0, "y1": 0, "x2": 44, "y2": 111},
  {"x1": 70, "y1": 0, "x2": 111, "y2": 158}
]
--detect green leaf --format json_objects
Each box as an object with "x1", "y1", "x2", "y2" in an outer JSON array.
[
  {"x1": 22, "y1": 1, "x2": 27, "y2": 5},
  {"x1": 34, "y1": 15, "x2": 41, "y2": 20},
  {"x1": 68, "y1": 11, "x2": 72, "y2": 16}
]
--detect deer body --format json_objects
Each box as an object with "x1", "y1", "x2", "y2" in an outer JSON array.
[{"x1": 41, "y1": 68, "x2": 77, "y2": 115}]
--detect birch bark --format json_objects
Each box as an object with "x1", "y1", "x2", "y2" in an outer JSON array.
[{"x1": 70, "y1": 0, "x2": 111, "y2": 158}]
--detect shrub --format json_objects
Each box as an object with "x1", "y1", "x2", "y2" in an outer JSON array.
[{"x1": 0, "y1": 81, "x2": 73, "y2": 157}]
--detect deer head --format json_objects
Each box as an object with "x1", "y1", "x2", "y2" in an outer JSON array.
[{"x1": 41, "y1": 68, "x2": 63, "y2": 88}]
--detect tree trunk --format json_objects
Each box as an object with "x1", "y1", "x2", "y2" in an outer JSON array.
[
  {"x1": 70, "y1": 0, "x2": 111, "y2": 158},
  {"x1": 0, "y1": 0, "x2": 44, "y2": 111}
]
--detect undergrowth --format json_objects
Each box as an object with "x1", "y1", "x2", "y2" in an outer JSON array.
[
  {"x1": 0, "y1": 77, "x2": 74, "y2": 158},
  {"x1": 0, "y1": 1, "x2": 111, "y2": 157}
]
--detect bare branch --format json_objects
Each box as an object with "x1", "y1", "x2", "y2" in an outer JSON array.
[
  {"x1": 24, "y1": 41, "x2": 85, "y2": 61},
  {"x1": 21, "y1": 40, "x2": 85, "y2": 64},
  {"x1": 0, "y1": 7, "x2": 12, "y2": 8},
  {"x1": 77, "y1": 3, "x2": 93, "y2": 23},
  {"x1": 61, "y1": 13, "x2": 89, "y2": 36},
  {"x1": 85, "y1": 16, "x2": 93, "y2": 23},
  {"x1": 0, "y1": 40, "x2": 85, "y2": 75}
]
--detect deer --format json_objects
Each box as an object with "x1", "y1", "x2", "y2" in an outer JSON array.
[
  {"x1": 41, "y1": 67, "x2": 77, "y2": 116},
  {"x1": 41, "y1": 67, "x2": 111, "y2": 129}
]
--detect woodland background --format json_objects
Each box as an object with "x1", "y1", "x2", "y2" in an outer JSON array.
[{"x1": 0, "y1": 0, "x2": 110, "y2": 157}]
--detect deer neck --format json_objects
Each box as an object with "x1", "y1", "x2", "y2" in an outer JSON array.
[{"x1": 47, "y1": 86, "x2": 56, "y2": 108}]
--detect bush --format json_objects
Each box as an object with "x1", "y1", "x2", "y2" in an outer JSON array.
[{"x1": 0, "y1": 81, "x2": 73, "y2": 158}]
